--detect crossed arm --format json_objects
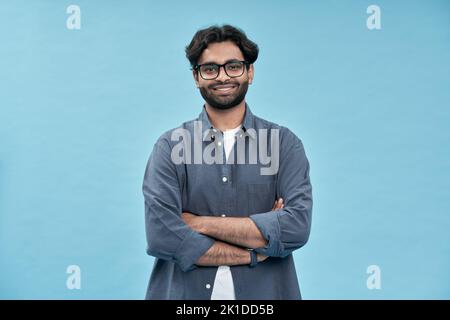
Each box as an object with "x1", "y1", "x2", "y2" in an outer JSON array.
[{"x1": 182, "y1": 198, "x2": 284, "y2": 267}]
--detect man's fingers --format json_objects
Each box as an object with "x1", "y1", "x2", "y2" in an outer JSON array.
[
  {"x1": 272, "y1": 199, "x2": 278, "y2": 211},
  {"x1": 279, "y1": 198, "x2": 284, "y2": 209},
  {"x1": 257, "y1": 253, "x2": 268, "y2": 262},
  {"x1": 276, "y1": 198, "x2": 283, "y2": 209},
  {"x1": 272, "y1": 198, "x2": 284, "y2": 211}
]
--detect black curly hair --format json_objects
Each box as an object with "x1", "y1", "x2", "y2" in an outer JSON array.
[{"x1": 185, "y1": 24, "x2": 259, "y2": 68}]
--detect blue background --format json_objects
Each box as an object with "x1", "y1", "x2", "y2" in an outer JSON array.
[{"x1": 0, "y1": 0, "x2": 449, "y2": 299}]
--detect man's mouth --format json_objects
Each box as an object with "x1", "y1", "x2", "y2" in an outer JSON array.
[{"x1": 211, "y1": 84, "x2": 238, "y2": 94}]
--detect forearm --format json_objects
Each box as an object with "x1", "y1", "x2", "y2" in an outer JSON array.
[
  {"x1": 195, "y1": 240, "x2": 251, "y2": 266},
  {"x1": 196, "y1": 216, "x2": 267, "y2": 249},
  {"x1": 183, "y1": 199, "x2": 282, "y2": 251}
]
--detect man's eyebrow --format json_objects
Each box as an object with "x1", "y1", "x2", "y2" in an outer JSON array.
[{"x1": 199, "y1": 59, "x2": 242, "y2": 65}]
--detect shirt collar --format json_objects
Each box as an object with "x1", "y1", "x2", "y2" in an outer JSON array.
[{"x1": 199, "y1": 103, "x2": 256, "y2": 141}]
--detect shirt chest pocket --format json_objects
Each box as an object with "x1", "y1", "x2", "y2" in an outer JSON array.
[{"x1": 247, "y1": 182, "x2": 276, "y2": 215}]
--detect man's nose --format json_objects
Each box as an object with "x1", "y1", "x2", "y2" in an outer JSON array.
[{"x1": 215, "y1": 65, "x2": 231, "y2": 82}]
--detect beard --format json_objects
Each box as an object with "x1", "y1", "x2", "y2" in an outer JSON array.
[{"x1": 199, "y1": 80, "x2": 249, "y2": 110}]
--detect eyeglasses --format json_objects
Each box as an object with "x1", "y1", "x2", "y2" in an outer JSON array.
[{"x1": 194, "y1": 60, "x2": 249, "y2": 80}]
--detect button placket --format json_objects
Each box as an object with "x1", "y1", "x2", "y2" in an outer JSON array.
[{"x1": 220, "y1": 151, "x2": 233, "y2": 217}]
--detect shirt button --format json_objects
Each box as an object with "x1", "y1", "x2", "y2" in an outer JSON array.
[
  {"x1": 239, "y1": 134, "x2": 243, "y2": 138},
  {"x1": 206, "y1": 284, "x2": 211, "y2": 289},
  {"x1": 222, "y1": 177, "x2": 228, "y2": 183},
  {"x1": 217, "y1": 141, "x2": 222, "y2": 146},
  {"x1": 221, "y1": 214, "x2": 226, "y2": 217}
]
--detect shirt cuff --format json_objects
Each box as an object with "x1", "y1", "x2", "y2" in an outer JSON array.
[
  {"x1": 249, "y1": 211, "x2": 282, "y2": 257},
  {"x1": 174, "y1": 229, "x2": 215, "y2": 272}
]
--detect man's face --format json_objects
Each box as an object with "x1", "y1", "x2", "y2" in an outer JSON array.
[{"x1": 193, "y1": 41, "x2": 254, "y2": 110}]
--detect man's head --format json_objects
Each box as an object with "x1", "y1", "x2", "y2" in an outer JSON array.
[{"x1": 185, "y1": 25, "x2": 259, "y2": 110}]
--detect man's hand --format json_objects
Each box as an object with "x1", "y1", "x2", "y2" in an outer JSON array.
[
  {"x1": 271, "y1": 198, "x2": 284, "y2": 211},
  {"x1": 257, "y1": 253, "x2": 268, "y2": 262}
]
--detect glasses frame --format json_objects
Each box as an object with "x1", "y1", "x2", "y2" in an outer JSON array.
[{"x1": 193, "y1": 60, "x2": 249, "y2": 80}]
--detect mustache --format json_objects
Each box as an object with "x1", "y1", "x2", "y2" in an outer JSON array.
[{"x1": 208, "y1": 82, "x2": 240, "y2": 89}]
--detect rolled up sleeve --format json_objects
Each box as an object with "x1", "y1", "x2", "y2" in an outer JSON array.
[
  {"x1": 249, "y1": 136, "x2": 313, "y2": 258},
  {"x1": 143, "y1": 138, "x2": 215, "y2": 272}
]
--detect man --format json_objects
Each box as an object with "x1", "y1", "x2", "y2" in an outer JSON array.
[{"x1": 142, "y1": 25, "x2": 312, "y2": 299}]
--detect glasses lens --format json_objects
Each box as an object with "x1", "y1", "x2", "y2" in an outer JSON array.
[
  {"x1": 225, "y1": 62, "x2": 244, "y2": 77},
  {"x1": 200, "y1": 64, "x2": 219, "y2": 79}
]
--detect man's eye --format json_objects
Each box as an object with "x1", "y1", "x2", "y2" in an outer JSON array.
[
  {"x1": 202, "y1": 65, "x2": 217, "y2": 73},
  {"x1": 227, "y1": 63, "x2": 242, "y2": 70}
]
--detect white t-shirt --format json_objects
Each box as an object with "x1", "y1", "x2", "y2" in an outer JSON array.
[{"x1": 210, "y1": 125, "x2": 242, "y2": 300}]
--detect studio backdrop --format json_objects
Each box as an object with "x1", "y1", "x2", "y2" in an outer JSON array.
[{"x1": 0, "y1": 0, "x2": 449, "y2": 299}]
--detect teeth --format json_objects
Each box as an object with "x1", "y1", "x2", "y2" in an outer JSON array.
[{"x1": 214, "y1": 86, "x2": 236, "y2": 91}]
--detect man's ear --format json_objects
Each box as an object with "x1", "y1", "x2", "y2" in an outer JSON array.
[
  {"x1": 248, "y1": 64, "x2": 254, "y2": 85},
  {"x1": 193, "y1": 70, "x2": 200, "y2": 88}
]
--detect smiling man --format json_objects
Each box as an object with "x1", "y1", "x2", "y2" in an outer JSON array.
[{"x1": 142, "y1": 25, "x2": 313, "y2": 300}]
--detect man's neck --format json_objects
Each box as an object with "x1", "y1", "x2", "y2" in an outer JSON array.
[{"x1": 204, "y1": 100, "x2": 246, "y2": 132}]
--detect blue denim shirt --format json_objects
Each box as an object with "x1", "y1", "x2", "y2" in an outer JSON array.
[{"x1": 142, "y1": 104, "x2": 313, "y2": 299}]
